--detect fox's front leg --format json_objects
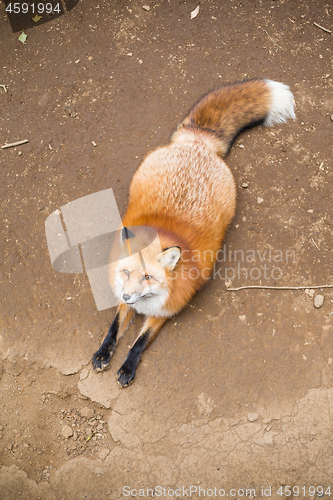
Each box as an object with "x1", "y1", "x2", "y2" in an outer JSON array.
[
  {"x1": 92, "y1": 303, "x2": 135, "y2": 372},
  {"x1": 117, "y1": 316, "x2": 167, "y2": 388}
]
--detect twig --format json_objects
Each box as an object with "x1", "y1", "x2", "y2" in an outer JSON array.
[
  {"x1": 227, "y1": 284, "x2": 333, "y2": 292},
  {"x1": 1, "y1": 139, "x2": 29, "y2": 149},
  {"x1": 77, "y1": 161, "x2": 87, "y2": 171},
  {"x1": 313, "y1": 22, "x2": 332, "y2": 34},
  {"x1": 262, "y1": 28, "x2": 284, "y2": 51},
  {"x1": 311, "y1": 237, "x2": 320, "y2": 250},
  {"x1": 0, "y1": 84, "x2": 7, "y2": 93}
]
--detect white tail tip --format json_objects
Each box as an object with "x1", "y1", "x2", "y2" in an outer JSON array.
[{"x1": 264, "y1": 79, "x2": 296, "y2": 126}]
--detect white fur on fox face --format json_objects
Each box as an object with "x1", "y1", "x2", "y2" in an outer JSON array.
[
  {"x1": 112, "y1": 253, "x2": 169, "y2": 310},
  {"x1": 120, "y1": 273, "x2": 167, "y2": 300},
  {"x1": 132, "y1": 288, "x2": 169, "y2": 316},
  {"x1": 115, "y1": 271, "x2": 169, "y2": 316}
]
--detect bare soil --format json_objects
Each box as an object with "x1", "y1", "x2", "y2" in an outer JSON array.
[{"x1": 0, "y1": 0, "x2": 333, "y2": 499}]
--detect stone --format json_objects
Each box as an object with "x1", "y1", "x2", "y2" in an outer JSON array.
[
  {"x1": 248, "y1": 412, "x2": 259, "y2": 422},
  {"x1": 62, "y1": 425, "x2": 73, "y2": 439},
  {"x1": 80, "y1": 406, "x2": 95, "y2": 419},
  {"x1": 314, "y1": 294, "x2": 324, "y2": 308}
]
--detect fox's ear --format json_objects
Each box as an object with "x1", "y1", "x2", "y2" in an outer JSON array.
[
  {"x1": 120, "y1": 226, "x2": 135, "y2": 244},
  {"x1": 157, "y1": 246, "x2": 181, "y2": 270}
]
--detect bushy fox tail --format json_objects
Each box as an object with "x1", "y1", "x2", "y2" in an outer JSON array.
[{"x1": 172, "y1": 79, "x2": 295, "y2": 157}]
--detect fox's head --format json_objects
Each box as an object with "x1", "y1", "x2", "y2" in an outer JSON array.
[{"x1": 109, "y1": 226, "x2": 181, "y2": 315}]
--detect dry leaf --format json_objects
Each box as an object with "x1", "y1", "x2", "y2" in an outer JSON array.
[
  {"x1": 32, "y1": 14, "x2": 42, "y2": 23},
  {"x1": 18, "y1": 32, "x2": 27, "y2": 44},
  {"x1": 191, "y1": 6, "x2": 200, "y2": 19}
]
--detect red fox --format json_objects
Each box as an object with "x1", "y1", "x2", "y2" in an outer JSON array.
[{"x1": 92, "y1": 79, "x2": 295, "y2": 387}]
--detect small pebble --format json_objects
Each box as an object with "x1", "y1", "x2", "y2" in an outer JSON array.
[
  {"x1": 142, "y1": 5, "x2": 150, "y2": 11},
  {"x1": 257, "y1": 197, "x2": 264, "y2": 204},
  {"x1": 314, "y1": 294, "x2": 324, "y2": 308},
  {"x1": 331, "y1": 114, "x2": 333, "y2": 122},
  {"x1": 241, "y1": 182, "x2": 249, "y2": 188},
  {"x1": 62, "y1": 425, "x2": 73, "y2": 439},
  {"x1": 238, "y1": 144, "x2": 245, "y2": 149},
  {"x1": 248, "y1": 412, "x2": 259, "y2": 422},
  {"x1": 80, "y1": 406, "x2": 95, "y2": 419},
  {"x1": 92, "y1": 141, "x2": 97, "y2": 147}
]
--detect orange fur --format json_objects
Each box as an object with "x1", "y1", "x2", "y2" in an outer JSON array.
[
  {"x1": 175, "y1": 80, "x2": 271, "y2": 156},
  {"x1": 93, "y1": 79, "x2": 295, "y2": 386}
]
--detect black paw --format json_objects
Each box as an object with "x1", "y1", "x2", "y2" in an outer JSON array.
[
  {"x1": 117, "y1": 362, "x2": 136, "y2": 388},
  {"x1": 92, "y1": 345, "x2": 115, "y2": 372}
]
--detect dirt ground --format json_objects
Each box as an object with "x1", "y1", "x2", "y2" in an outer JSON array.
[{"x1": 0, "y1": 0, "x2": 333, "y2": 498}]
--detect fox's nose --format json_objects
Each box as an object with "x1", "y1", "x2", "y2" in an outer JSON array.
[{"x1": 122, "y1": 293, "x2": 131, "y2": 302}]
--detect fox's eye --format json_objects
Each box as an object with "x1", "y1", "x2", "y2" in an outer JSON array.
[
  {"x1": 145, "y1": 274, "x2": 153, "y2": 281},
  {"x1": 123, "y1": 269, "x2": 130, "y2": 276}
]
